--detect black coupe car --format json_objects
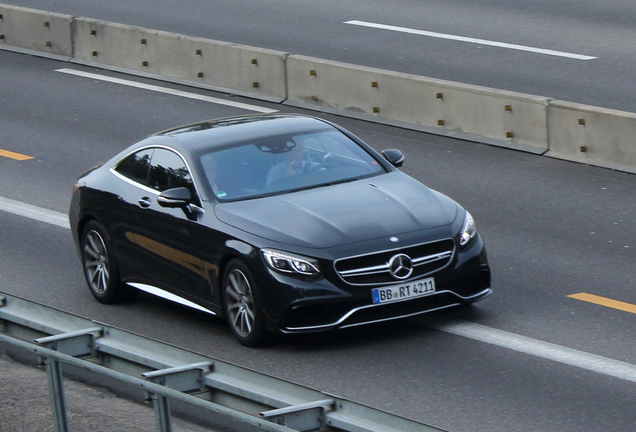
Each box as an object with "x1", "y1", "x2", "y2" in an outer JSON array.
[{"x1": 69, "y1": 114, "x2": 491, "y2": 346}]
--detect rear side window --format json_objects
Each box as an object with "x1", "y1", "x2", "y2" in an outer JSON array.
[
  {"x1": 115, "y1": 148, "x2": 153, "y2": 185},
  {"x1": 115, "y1": 148, "x2": 196, "y2": 197}
]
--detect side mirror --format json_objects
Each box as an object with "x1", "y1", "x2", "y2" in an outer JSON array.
[
  {"x1": 382, "y1": 149, "x2": 405, "y2": 168},
  {"x1": 158, "y1": 187, "x2": 192, "y2": 208}
]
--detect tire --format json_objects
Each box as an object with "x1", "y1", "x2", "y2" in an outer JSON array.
[
  {"x1": 81, "y1": 220, "x2": 129, "y2": 304},
  {"x1": 222, "y1": 259, "x2": 266, "y2": 347}
]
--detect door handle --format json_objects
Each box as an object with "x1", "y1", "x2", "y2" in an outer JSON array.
[{"x1": 138, "y1": 197, "x2": 151, "y2": 208}]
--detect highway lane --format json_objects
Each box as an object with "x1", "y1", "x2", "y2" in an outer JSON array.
[
  {"x1": 5, "y1": 0, "x2": 636, "y2": 112},
  {"x1": 1, "y1": 50, "x2": 636, "y2": 432}
]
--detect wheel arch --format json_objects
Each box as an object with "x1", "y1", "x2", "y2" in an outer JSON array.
[
  {"x1": 215, "y1": 249, "x2": 257, "y2": 316},
  {"x1": 76, "y1": 213, "x2": 109, "y2": 239}
]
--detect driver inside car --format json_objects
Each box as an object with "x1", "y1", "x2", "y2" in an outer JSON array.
[{"x1": 266, "y1": 141, "x2": 319, "y2": 186}]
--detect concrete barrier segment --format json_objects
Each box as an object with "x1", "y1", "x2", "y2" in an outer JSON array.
[
  {"x1": 2, "y1": 4, "x2": 636, "y2": 173},
  {"x1": 547, "y1": 101, "x2": 636, "y2": 173},
  {"x1": 286, "y1": 55, "x2": 550, "y2": 150},
  {"x1": 0, "y1": 4, "x2": 72, "y2": 57},
  {"x1": 72, "y1": 17, "x2": 288, "y2": 101}
]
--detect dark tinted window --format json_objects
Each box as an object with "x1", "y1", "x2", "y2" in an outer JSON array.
[
  {"x1": 115, "y1": 148, "x2": 153, "y2": 185},
  {"x1": 115, "y1": 148, "x2": 196, "y2": 196},
  {"x1": 147, "y1": 149, "x2": 193, "y2": 193}
]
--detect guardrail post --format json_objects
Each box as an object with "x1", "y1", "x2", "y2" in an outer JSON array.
[
  {"x1": 147, "y1": 391, "x2": 173, "y2": 432},
  {"x1": 142, "y1": 361, "x2": 213, "y2": 432},
  {"x1": 40, "y1": 356, "x2": 70, "y2": 432},
  {"x1": 35, "y1": 327, "x2": 103, "y2": 432}
]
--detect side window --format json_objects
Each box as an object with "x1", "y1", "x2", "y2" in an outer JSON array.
[
  {"x1": 147, "y1": 149, "x2": 193, "y2": 193},
  {"x1": 115, "y1": 148, "x2": 198, "y2": 204},
  {"x1": 114, "y1": 148, "x2": 154, "y2": 186}
]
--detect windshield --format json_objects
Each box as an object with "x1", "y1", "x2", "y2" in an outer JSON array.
[{"x1": 199, "y1": 128, "x2": 385, "y2": 201}]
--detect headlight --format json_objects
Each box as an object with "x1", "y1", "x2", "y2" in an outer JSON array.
[
  {"x1": 262, "y1": 249, "x2": 320, "y2": 276},
  {"x1": 459, "y1": 211, "x2": 477, "y2": 246}
]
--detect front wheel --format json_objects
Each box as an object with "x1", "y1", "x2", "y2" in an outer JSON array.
[
  {"x1": 81, "y1": 220, "x2": 129, "y2": 304},
  {"x1": 222, "y1": 259, "x2": 266, "y2": 347}
]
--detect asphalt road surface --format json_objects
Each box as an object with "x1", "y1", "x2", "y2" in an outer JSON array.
[
  {"x1": 6, "y1": 0, "x2": 636, "y2": 112},
  {"x1": 1, "y1": 49, "x2": 635, "y2": 432}
]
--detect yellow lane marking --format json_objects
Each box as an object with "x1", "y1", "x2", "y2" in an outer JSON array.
[
  {"x1": 568, "y1": 293, "x2": 636, "y2": 315},
  {"x1": 0, "y1": 149, "x2": 34, "y2": 161}
]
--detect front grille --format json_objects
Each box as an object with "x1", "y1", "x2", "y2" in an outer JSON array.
[{"x1": 334, "y1": 239, "x2": 455, "y2": 285}]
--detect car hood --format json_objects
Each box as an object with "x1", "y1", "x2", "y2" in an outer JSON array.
[{"x1": 214, "y1": 172, "x2": 459, "y2": 249}]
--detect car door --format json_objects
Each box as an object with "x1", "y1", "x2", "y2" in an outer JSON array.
[{"x1": 115, "y1": 147, "x2": 217, "y2": 305}]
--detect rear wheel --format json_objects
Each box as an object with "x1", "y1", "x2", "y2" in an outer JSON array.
[
  {"x1": 222, "y1": 259, "x2": 266, "y2": 347},
  {"x1": 81, "y1": 220, "x2": 129, "y2": 303}
]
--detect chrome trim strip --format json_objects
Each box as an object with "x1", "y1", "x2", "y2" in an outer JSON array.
[
  {"x1": 412, "y1": 251, "x2": 453, "y2": 265},
  {"x1": 281, "y1": 288, "x2": 491, "y2": 333},
  {"x1": 334, "y1": 238, "x2": 455, "y2": 266},
  {"x1": 338, "y1": 251, "x2": 453, "y2": 278},
  {"x1": 127, "y1": 282, "x2": 217, "y2": 315},
  {"x1": 339, "y1": 303, "x2": 460, "y2": 330},
  {"x1": 111, "y1": 168, "x2": 161, "y2": 195},
  {"x1": 337, "y1": 263, "x2": 390, "y2": 277}
]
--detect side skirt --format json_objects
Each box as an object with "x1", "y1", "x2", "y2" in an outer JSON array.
[{"x1": 127, "y1": 282, "x2": 217, "y2": 316}]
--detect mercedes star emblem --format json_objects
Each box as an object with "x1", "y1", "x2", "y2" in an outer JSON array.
[{"x1": 388, "y1": 254, "x2": 413, "y2": 280}]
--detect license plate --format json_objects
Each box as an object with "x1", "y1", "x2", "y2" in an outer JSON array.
[{"x1": 372, "y1": 277, "x2": 435, "y2": 304}]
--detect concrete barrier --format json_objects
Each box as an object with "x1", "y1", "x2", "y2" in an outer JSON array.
[
  {"x1": 286, "y1": 55, "x2": 550, "y2": 151},
  {"x1": 547, "y1": 101, "x2": 636, "y2": 172},
  {"x1": 2, "y1": 3, "x2": 636, "y2": 173},
  {"x1": 72, "y1": 17, "x2": 288, "y2": 101},
  {"x1": 0, "y1": 4, "x2": 72, "y2": 57}
]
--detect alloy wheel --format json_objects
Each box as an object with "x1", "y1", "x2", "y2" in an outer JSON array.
[
  {"x1": 83, "y1": 229, "x2": 110, "y2": 295},
  {"x1": 225, "y1": 268, "x2": 255, "y2": 337}
]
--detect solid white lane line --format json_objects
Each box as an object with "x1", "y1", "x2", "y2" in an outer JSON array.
[
  {"x1": 4, "y1": 196, "x2": 634, "y2": 383},
  {"x1": 0, "y1": 196, "x2": 69, "y2": 229},
  {"x1": 430, "y1": 319, "x2": 636, "y2": 383},
  {"x1": 345, "y1": 20, "x2": 597, "y2": 60},
  {"x1": 55, "y1": 68, "x2": 279, "y2": 113}
]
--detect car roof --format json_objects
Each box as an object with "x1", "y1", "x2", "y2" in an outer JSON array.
[{"x1": 152, "y1": 114, "x2": 336, "y2": 152}]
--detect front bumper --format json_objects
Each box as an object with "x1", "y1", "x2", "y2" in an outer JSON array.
[
  {"x1": 279, "y1": 270, "x2": 491, "y2": 333},
  {"x1": 259, "y1": 235, "x2": 491, "y2": 334}
]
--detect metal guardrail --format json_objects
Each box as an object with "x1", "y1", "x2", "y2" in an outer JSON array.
[{"x1": 0, "y1": 292, "x2": 447, "y2": 432}]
